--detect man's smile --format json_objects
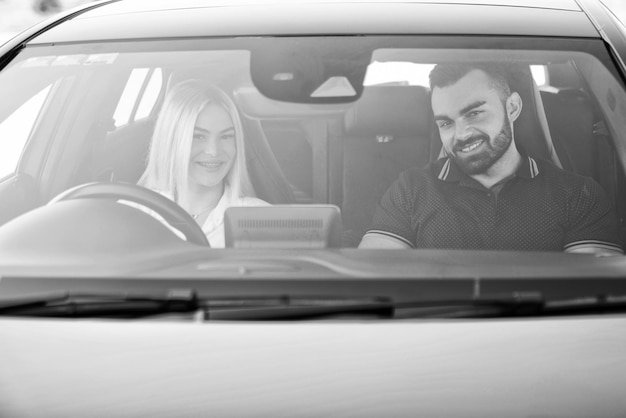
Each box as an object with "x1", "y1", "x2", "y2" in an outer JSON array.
[
  {"x1": 459, "y1": 139, "x2": 485, "y2": 153},
  {"x1": 454, "y1": 134, "x2": 489, "y2": 155}
]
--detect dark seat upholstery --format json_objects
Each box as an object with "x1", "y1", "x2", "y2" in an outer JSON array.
[
  {"x1": 541, "y1": 86, "x2": 625, "y2": 245},
  {"x1": 540, "y1": 87, "x2": 599, "y2": 179},
  {"x1": 341, "y1": 85, "x2": 435, "y2": 246},
  {"x1": 504, "y1": 68, "x2": 623, "y2": 247},
  {"x1": 241, "y1": 118, "x2": 296, "y2": 204},
  {"x1": 92, "y1": 118, "x2": 155, "y2": 183}
]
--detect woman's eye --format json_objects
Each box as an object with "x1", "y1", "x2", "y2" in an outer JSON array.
[{"x1": 221, "y1": 134, "x2": 235, "y2": 141}]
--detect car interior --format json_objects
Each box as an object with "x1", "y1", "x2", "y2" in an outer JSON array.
[
  {"x1": 2, "y1": 43, "x2": 625, "y2": 249},
  {"x1": 86, "y1": 70, "x2": 625, "y2": 247}
]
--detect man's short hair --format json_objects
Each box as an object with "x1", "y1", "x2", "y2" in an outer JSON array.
[{"x1": 429, "y1": 62, "x2": 512, "y2": 101}]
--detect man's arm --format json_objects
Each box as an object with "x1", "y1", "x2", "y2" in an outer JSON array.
[
  {"x1": 565, "y1": 245, "x2": 623, "y2": 256},
  {"x1": 358, "y1": 171, "x2": 420, "y2": 249},
  {"x1": 359, "y1": 232, "x2": 412, "y2": 249},
  {"x1": 564, "y1": 178, "x2": 624, "y2": 256}
]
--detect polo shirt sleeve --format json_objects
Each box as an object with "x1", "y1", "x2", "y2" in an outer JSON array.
[
  {"x1": 563, "y1": 178, "x2": 624, "y2": 254},
  {"x1": 365, "y1": 170, "x2": 419, "y2": 248}
]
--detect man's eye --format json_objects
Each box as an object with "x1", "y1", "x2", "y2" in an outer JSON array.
[
  {"x1": 467, "y1": 110, "x2": 482, "y2": 118},
  {"x1": 437, "y1": 121, "x2": 451, "y2": 129}
]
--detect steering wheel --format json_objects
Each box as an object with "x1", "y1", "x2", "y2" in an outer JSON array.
[{"x1": 49, "y1": 182, "x2": 210, "y2": 246}]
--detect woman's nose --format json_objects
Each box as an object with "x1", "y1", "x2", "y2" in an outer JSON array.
[{"x1": 202, "y1": 136, "x2": 218, "y2": 155}]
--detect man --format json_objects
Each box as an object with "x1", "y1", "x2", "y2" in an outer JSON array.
[{"x1": 359, "y1": 62, "x2": 623, "y2": 255}]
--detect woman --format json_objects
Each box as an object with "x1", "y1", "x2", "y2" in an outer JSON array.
[{"x1": 138, "y1": 79, "x2": 268, "y2": 247}]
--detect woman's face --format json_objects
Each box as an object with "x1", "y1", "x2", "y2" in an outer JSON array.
[{"x1": 188, "y1": 104, "x2": 237, "y2": 191}]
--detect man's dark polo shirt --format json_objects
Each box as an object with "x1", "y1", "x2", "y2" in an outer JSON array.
[{"x1": 366, "y1": 156, "x2": 623, "y2": 252}]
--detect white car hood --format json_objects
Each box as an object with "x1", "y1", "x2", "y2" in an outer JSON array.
[{"x1": 1, "y1": 315, "x2": 625, "y2": 417}]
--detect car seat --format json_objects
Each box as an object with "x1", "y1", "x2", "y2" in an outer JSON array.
[
  {"x1": 341, "y1": 85, "x2": 435, "y2": 246},
  {"x1": 92, "y1": 118, "x2": 155, "y2": 184},
  {"x1": 540, "y1": 86, "x2": 611, "y2": 188},
  {"x1": 540, "y1": 85, "x2": 625, "y2": 246},
  {"x1": 241, "y1": 117, "x2": 296, "y2": 204}
]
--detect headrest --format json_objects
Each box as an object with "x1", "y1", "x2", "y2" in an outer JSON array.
[
  {"x1": 344, "y1": 85, "x2": 433, "y2": 138},
  {"x1": 507, "y1": 65, "x2": 562, "y2": 167}
]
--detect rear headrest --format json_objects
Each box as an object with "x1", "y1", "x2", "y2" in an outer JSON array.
[{"x1": 345, "y1": 85, "x2": 433, "y2": 138}]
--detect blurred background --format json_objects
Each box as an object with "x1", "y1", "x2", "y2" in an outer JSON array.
[
  {"x1": 1, "y1": 0, "x2": 626, "y2": 45},
  {"x1": 601, "y1": 0, "x2": 626, "y2": 24},
  {"x1": 0, "y1": 0, "x2": 94, "y2": 44}
]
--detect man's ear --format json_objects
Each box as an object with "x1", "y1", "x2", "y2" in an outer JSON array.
[{"x1": 506, "y1": 92, "x2": 522, "y2": 123}]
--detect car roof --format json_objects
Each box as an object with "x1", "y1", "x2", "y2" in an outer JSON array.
[{"x1": 27, "y1": 0, "x2": 599, "y2": 44}]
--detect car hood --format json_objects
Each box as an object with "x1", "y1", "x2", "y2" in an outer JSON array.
[{"x1": 1, "y1": 315, "x2": 625, "y2": 417}]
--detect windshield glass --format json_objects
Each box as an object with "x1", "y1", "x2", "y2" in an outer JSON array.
[{"x1": 0, "y1": 36, "x2": 624, "y2": 274}]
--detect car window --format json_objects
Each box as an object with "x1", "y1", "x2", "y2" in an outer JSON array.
[
  {"x1": 0, "y1": 36, "x2": 624, "y2": 253},
  {"x1": 0, "y1": 84, "x2": 51, "y2": 179},
  {"x1": 113, "y1": 67, "x2": 163, "y2": 128}
]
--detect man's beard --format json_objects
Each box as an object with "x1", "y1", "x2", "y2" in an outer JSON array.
[{"x1": 450, "y1": 118, "x2": 513, "y2": 176}]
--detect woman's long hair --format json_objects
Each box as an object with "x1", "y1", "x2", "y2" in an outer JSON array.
[{"x1": 138, "y1": 79, "x2": 256, "y2": 204}]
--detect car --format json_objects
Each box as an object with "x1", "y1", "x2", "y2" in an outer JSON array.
[{"x1": 1, "y1": 0, "x2": 626, "y2": 416}]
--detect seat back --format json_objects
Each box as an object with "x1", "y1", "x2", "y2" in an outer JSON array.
[
  {"x1": 541, "y1": 86, "x2": 625, "y2": 245},
  {"x1": 92, "y1": 118, "x2": 155, "y2": 183},
  {"x1": 540, "y1": 87, "x2": 598, "y2": 178},
  {"x1": 342, "y1": 85, "x2": 435, "y2": 246},
  {"x1": 241, "y1": 117, "x2": 296, "y2": 204}
]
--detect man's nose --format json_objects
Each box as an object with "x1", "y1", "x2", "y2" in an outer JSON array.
[{"x1": 454, "y1": 121, "x2": 472, "y2": 142}]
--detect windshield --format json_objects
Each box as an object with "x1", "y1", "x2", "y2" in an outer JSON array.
[{"x1": 0, "y1": 36, "x2": 625, "y2": 283}]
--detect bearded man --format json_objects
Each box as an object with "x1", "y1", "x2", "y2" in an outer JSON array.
[{"x1": 359, "y1": 62, "x2": 623, "y2": 255}]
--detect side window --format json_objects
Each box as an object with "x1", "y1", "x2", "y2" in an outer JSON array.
[
  {"x1": 531, "y1": 65, "x2": 548, "y2": 87},
  {"x1": 364, "y1": 62, "x2": 435, "y2": 86},
  {"x1": 0, "y1": 85, "x2": 51, "y2": 179},
  {"x1": 113, "y1": 68, "x2": 163, "y2": 128}
]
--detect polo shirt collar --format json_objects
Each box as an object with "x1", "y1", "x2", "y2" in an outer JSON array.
[{"x1": 436, "y1": 154, "x2": 540, "y2": 182}]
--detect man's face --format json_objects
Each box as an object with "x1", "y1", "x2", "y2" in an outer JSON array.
[{"x1": 431, "y1": 69, "x2": 513, "y2": 175}]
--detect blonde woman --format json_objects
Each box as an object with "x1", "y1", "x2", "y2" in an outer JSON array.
[{"x1": 138, "y1": 79, "x2": 268, "y2": 247}]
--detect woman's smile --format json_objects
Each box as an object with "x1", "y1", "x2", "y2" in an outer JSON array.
[{"x1": 196, "y1": 160, "x2": 225, "y2": 171}]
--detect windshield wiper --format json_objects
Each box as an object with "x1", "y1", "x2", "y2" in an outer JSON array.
[
  {"x1": 540, "y1": 294, "x2": 626, "y2": 316},
  {"x1": 205, "y1": 293, "x2": 626, "y2": 320},
  {"x1": 0, "y1": 290, "x2": 393, "y2": 319},
  {"x1": 2, "y1": 290, "x2": 626, "y2": 320},
  {"x1": 205, "y1": 293, "x2": 543, "y2": 320},
  {"x1": 0, "y1": 289, "x2": 201, "y2": 318},
  {"x1": 205, "y1": 296, "x2": 394, "y2": 320},
  {"x1": 392, "y1": 293, "x2": 626, "y2": 319}
]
